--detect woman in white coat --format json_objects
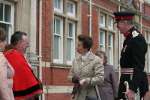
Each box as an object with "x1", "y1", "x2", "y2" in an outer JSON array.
[
  {"x1": 0, "y1": 28, "x2": 14, "y2": 100},
  {"x1": 68, "y1": 35, "x2": 104, "y2": 100}
]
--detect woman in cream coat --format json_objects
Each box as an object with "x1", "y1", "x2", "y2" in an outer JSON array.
[
  {"x1": 0, "y1": 28, "x2": 14, "y2": 100},
  {"x1": 68, "y1": 35, "x2": 104, "y2": 100}
]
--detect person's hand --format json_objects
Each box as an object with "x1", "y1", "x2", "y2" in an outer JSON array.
[
  {"x1": 79, "y1": 79, "x2": 87, "y2": 86},
  {"x1": 125, "y1": 89, "x2": 135, "y2": 100},
  {"x1": 72, "y1": 76, "x2": 79, "y2": 84}
]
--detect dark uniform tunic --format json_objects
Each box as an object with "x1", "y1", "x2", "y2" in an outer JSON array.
[{"x1": 118, "y1": 27, "x2": 149, "y2": 99}]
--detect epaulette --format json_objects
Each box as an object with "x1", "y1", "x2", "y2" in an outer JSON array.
[{"x1": 132, "y1": 30, "x2": 139, "y2": 38}]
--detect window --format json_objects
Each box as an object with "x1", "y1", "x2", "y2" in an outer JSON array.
[
  {"x1": 0, "y1": 1, "x2": 14, "y2": 42},
  {"x1": 53, "y1": 17, "x2": 63, "y2": 63},
  {"x1": 145, "y1": 32, "x2": 150, "y2": 73},
  {"x1": 99, "y1": 12, "x2": 115, "y2": 65},
  {"x1": 53, "y1": 0, "x2": 78, "y2": 65},
  {"x1": 99, "y1": 30, "x2": 106, "y2": 51},
  {"x1": 147, "y1": 33, "x2": 150, "y2": 72},
  {"x1": 108, "y1": 16, "x2": 114, "y2": 30},
  {"x1": 108, "y1": 33, "x2": 114, "y2": 65},
  {"x1": 53, "y1": 0, "x2": 63, "y2": 13},
  {"x1": 67, "y1": 1, "x2": 76, "y2": 17},
  {"x1": 66, "y1": 21, "x2": 76, "y2": 64},
  {"x1": 100, "y1": 13, "x2": 106, "y2": 28}
]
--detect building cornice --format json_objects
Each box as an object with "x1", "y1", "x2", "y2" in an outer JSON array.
[
  {"x1": 82, "y1": 0, "x2": 117, "y2": 15},
  {"x1": 5, "y1": 0, "x2": 18, "y2": 3}
]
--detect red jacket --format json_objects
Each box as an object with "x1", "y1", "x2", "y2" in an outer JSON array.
[{"x1": 4, "y1": 49, "x2": 42, "y2": 98}]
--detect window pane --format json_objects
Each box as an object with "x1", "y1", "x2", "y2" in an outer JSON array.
[
  {"x1": 67, "y1": 38, "x2": 72, "y2": 61},
  {"x1": 54, "y1": 18, "x2": 61, "y2": 34},
  {"x1": 100, "y1": 31, "x2": 105, "y2": 45},
  {"x1": 53, "y1": 35, "x2": 60, "y2": 59},
  {"x1": 99, "y1": 30, "x2": 105, "y2": 51},
  {"x1": 108, "y1": 16, "x2": 113, "y2": 30},
  {"x1": 100, "y1": 14, "x2": 106, "y2": 27},
  {"x1": 67, "y1": 1, "x2": 76, "y2": 16},
  {"x1": 56, "y1": 19, "x2": 60, "y2": 34},
  {"x1": 54, "y1": 0, "x2": 62, "y2": 10},
  {"x1": 108, "y1": 33, "x2": 113, "y2": 46},
  {"x1": 54, "y1": 0, "x2": 57, "y2": 8},
  {"x1": 5, "y1": 4, "x2": 11, "y2": 22},
  {"x1": 108, "y1": 47, "x2": 113, "y2": 64},
  {"x1": 53, "y1": 0, "x2": 63, "y2": 12},
  {"x1": 67, "y1": 3, "x2": 73, "y2": 13},
  {"x1": 0, "y1": 3, "x2": 3, "y2": 21},
  {"x1": 108, "y1": 33, "x2": 114, "y2": 65},
  {"x1": 68, "y1": 23, "x2": 73, "y2": 37}
]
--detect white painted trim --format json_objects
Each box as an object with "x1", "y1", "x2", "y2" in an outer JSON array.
[
  {"x1": 42, "y1": 61, "x2": 51, "y2": 67},
  {"x1": 30, "y1": 0, "x2": 37, "y2": 53},
  {"x1": 67, "y1": 1, "x2": 76, "y2": 17},
  {"x1": 99, "y1": 30, "x2": 106, "y2": 51},
  {"x1": 54, "y1": 0, "x2": 63, "y2": 14},
  {"x1": 66, "y1": 21, "x2": 75, "y2": 64},
  {"x1": 99, "y1": 13, "x2": 106, "y2": 28},
  {"x1": 53, "y1": 17, "x2": 63, "y2": 64},
  {"x1": 0, "y1": 0, "x2": 14, "y2": 43},
  {"x1": 43, "y1": 86, "x2": 73, "y2": 94}
]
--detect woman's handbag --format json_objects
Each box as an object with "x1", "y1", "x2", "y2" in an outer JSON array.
[{"x1": 85, "y1": 85, "x2": 101, "y2": 100}]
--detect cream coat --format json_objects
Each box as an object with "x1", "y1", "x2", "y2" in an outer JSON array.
[
  {"x1": 0, "y1": 52, "x2": 14, "y2": 100},
  {"x1": 68, "y1": 52, "x2": 104, "y2": 100}
]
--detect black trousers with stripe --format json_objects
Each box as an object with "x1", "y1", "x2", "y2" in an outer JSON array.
[{"x1": 117, "y1": 73, "x2": 149, "y2": 100}]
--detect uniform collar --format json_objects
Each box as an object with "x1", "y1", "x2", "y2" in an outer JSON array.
[{"x1": 124, "y1": 27, "x2": 134, "y2": 38}]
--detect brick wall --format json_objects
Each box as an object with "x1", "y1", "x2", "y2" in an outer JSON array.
[
  {"x1": 41, "y1": 0, "x2": 150, "y2": 100},
  {"x1": 41, "y1": 0, "x2": 52, "y2": 62}
]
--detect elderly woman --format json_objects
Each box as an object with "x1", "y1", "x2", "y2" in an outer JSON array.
[
  {"x1": 68, "y1": 35, "x2": 104, "y2": 100},
  {"x1": 95, "y1": 50, "x2": 118, "y2": 100},
  {"x1": 0, "y1": 28, "x2": 14, "y2": 100}
]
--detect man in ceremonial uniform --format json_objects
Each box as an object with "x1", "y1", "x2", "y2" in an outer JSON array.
[
  {"x1": 4, "y1": 31, "x2": 43, "y2": 100},
  {"x1": 114, "y1": 11, "x2": 149, "y2": 100}
]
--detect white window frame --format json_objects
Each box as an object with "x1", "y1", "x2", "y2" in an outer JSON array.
[
  {"x1": 0, "y1": 1, "x2": 14, "y2": 43},
  {"x1": 53, "y1": 17, "x2": 63, "y2": 64},
  {"x1": 67, "y1": 1, "x2": 76, "y2": 17},
  {"x1": 99, "y1": 30, "x2": 106, "y2": 51},
  {"x1": 146, "y1": 32, "x2": 150, "y2": 73},
  {"x1": 66, "y1": 21, "x2": 76, "y2": 65},
  {"x1": 108, "y1": 16, "x2": 114, "y2": 30},
  {"x1": 53, "y1": 0, "x2": 63, "y2": 13},
  {"x1": 108, "y1": 33, "x2": 114, "y2": 65},
  {"x1": 100, "y1": 13, "x2": 106, "y2": 28}
]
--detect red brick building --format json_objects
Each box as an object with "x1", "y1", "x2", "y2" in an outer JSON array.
[{"x1": 39, "y1": 0, "x2": 150, "y2": 100}]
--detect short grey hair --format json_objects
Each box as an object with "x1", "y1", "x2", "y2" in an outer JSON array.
[{"x1": 95, "y1": 49, "x2": 107, "y2": 65}]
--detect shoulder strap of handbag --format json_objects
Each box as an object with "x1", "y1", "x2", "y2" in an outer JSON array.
[
  {"x1": 86, "y1": 78, "x2": 101, "y2": 100},
  {"x1": 95, "y1": 85, "x2": 101, "y2": 100}
]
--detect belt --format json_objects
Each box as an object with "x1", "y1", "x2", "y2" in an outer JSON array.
[{"x1": 121, "y1": 68, "x2": 134, "y2": 74}]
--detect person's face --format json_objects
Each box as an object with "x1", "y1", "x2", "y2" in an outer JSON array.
[
  {"x1": 0, "y1": 40, "x2": 6, "y2": 50},
  {"x1": 18, "y1": 35, "x2": 29, "y2": 52},
  {"x1": 116, "y1": 21, "x2": 126, "y2": 33},
  {"x1": 76, "y1": 41, "x2": 87, "y2": 55},
  {"x1": 98, "y1": 54, "x2": 105, "y2": 65}
]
